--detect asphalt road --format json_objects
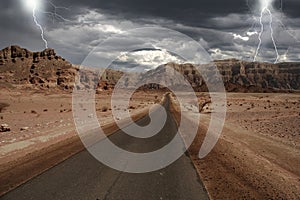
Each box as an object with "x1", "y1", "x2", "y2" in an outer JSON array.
[{"x1": 1, "y1": 96, "x2": 209, "y2": 200}]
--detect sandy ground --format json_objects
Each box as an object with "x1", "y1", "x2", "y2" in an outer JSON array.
[
  {"x1": 1, "y1": 90, "x2": 299, "y2": 198},
  {"x1": 0, "y1": 90, "x2": 160, "y2": 147},
  {"x1": 0, "y1": 89, "x2": 163, "y2": 195},
  {"x1": 171, "y1": 92, "x2": 300, "y2": 199}
]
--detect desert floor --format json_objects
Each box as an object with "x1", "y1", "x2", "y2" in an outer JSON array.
[
  {"x1": 0, "y1": 89, "x2": 163, "y2": 195},
  {"x1": 184, "y1": 92, "x2": 300, "y2": 199},
  {"x1": 0, "y1": 90, "x2": 299, "y2": 199}
]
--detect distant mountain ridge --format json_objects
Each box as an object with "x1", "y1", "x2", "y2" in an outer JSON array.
[
  {"x1": 215, "y1": 59, "x2": 299, "y2": 91},
  {"x1": 0, "y1": 46, "x2": 299, "y2": 92},
  {"x1": 146, "y1": 60, "x2": 299, "y2": 92}
]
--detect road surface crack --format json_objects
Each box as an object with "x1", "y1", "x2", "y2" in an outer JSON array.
[{"x1": 103, "y1": 171, "x2": 124, "y2": 200}]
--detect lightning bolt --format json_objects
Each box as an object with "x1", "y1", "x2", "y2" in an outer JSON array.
[
  {"x1": 42, "y1": 1, "x2": 71, "y2": 23},
  {"x1": 254, "y1": 4, "x2": 279, "y2": 63},
  {"x1": 32, "y1": 2, "x2": 48, "y2": 49},
  {"x1": 244, "y1": 0, "x2": 300, "y2": 63},
  {"x1": 29, "y1": 0, "x2": 70, "y2": 49}
]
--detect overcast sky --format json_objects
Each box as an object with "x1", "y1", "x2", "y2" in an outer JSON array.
[{"x1": 0, "y1": 0, "x2": 299, "y2": 70}]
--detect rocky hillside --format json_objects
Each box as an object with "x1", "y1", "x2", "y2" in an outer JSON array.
[
  {"x1": 0, "y1": 46, "x2": 76, "y2": 90},
  {"x1": 216, "y1": 59, "x2": 299, "y2": 92},
  {"x1": 143, "y1": 60, "x2": 300, "y2": 92},
  {"x1": 0, "y1": 46, "x2": 299, "y2": 93},
  {"x1": 0, "y1": 46, "x2": 122, "y2": 91}
]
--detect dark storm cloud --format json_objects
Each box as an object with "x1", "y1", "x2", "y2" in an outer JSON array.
[
  {"x1": 277, "y1": 0, "x2": 300, "y2": 18},
  {"x1": 51, "y1": 0, "x2": 250, "y2": 29},
  {"x1": 50, "y1": 0, "x2": 300, "y2": 27},
  {"x1": 0, "y1": 0, "x2": 299, "y2": 65},
  {"x1": 0, "y1": 1, "x2": 43, "y2": 48}
]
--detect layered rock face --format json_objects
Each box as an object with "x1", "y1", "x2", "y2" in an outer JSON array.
[
  {"x1": 144, "y1": 60, "x2": 300, "y2": 92},
  {"x1": 0, "y1": 46, "x2": 123, "y2": 91},
  {"x1": 0, "y1": 46, "x2": 75, "y2": 90},
  {"x1": 0, "y1": 46, "x2": 299, "y2": 92},
  {"x1": 215, "y1": 59, "x2": 300, "y2": 92}
]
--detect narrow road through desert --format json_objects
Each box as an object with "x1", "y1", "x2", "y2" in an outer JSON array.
[{"x1": 2, "y1": 96, "x2": 209, "y2": 200}]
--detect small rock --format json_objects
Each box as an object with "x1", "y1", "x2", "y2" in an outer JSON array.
[
  {"x1": 20, "y1": 127, "x2": 29, "y2": 131},
  {"x1": 0, "y1": 124, "x2": 10, "y2": 132}
]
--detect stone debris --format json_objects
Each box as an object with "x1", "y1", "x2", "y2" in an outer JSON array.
[
  {"x1": 0, "y1": 124, "x2": 11, "y2": 132},
  {"x1": 20, "y1": 127, "x2": 29, "y2": 131}
]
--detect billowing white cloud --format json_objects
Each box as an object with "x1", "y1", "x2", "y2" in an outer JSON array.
[
  {"x1": 111, "y1": 49, "x2": 184, "y2": 72},
  {"x1": 232, "y1": 33, "x2": 249, "y2": 41},
  {"x1": 247, "y1": 31, "x2": 258, "y2": 36}
]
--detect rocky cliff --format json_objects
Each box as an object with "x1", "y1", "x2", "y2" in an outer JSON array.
[
  {"x1": 0, "y1": 45, "x2": 75, "y2": 90},
  {"x1": 144, "y1": 60, "x2": 300, "y2": 92},
  {"x1": 0, "y1": 46, "x2": 122, "y2": 91},
  {"x1": 0, "y1": 46, "x2": 299, "y2": 92},
  {"x1": 215, "y1": 59, "x2": 300, "y2": 92}
]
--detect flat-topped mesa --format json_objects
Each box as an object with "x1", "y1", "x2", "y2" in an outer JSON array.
[
  {"x1": 32, "y1": 48, "x2": 63, "y2": 63},
  {"x1": 144, "y1": 60, "x2": 300, "y2": 92},
  {"x1": 0, "y1": 45, "x2": 32, "y2": 61},
  {"x1": 214, "y1": 58, "x2": 241, "y2": 63},
  {"x1": 0, "y1": 45, "x2": 299, "y2": 92},
  {"x1": 0, "y1": 46, "x2": 75, "y2": 90},
  {"x1": 0, "y1": 46, "x2": 64, "y2": 65},
  {"x1": 0, "y1": 46, "x2": 124, "y2": 91}
]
